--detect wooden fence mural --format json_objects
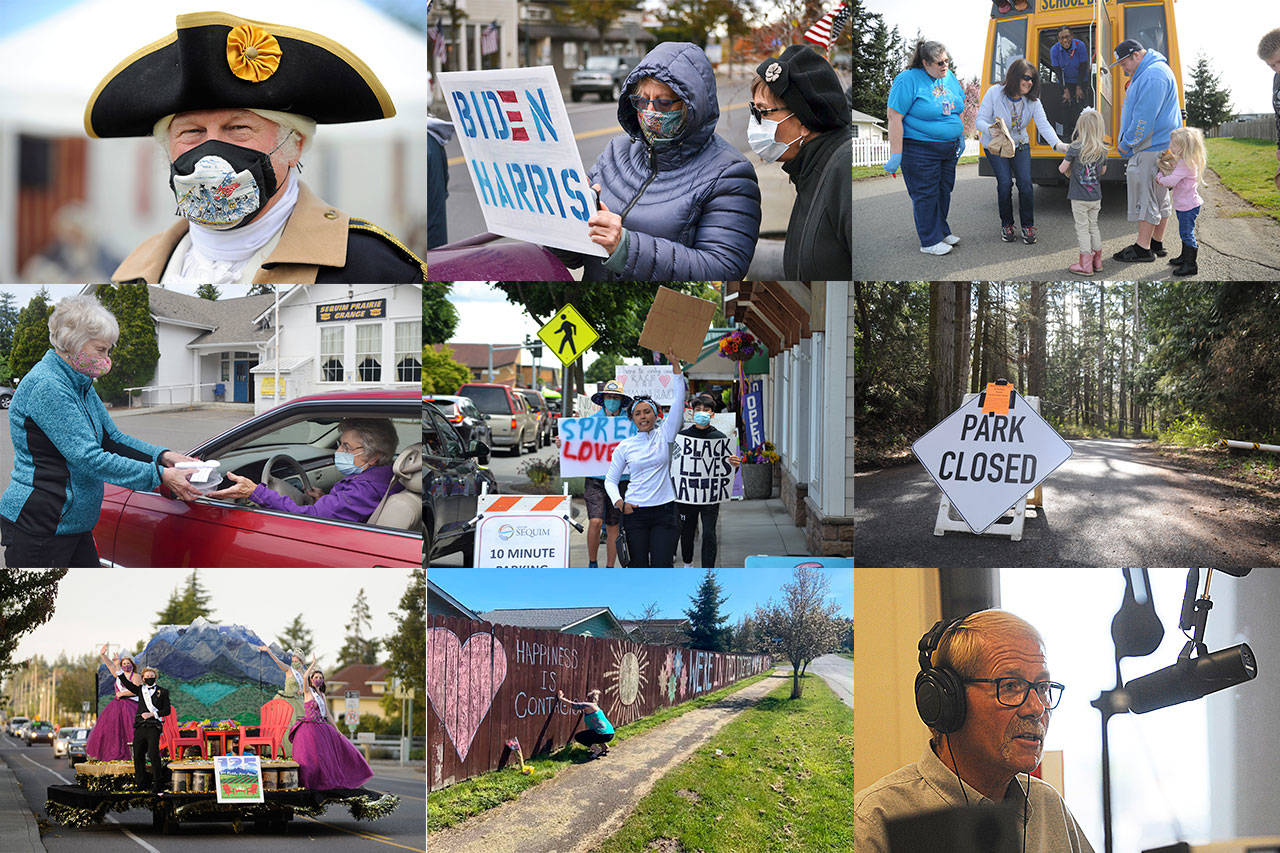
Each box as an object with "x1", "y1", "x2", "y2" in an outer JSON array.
[{"x1": 427, "y1": 614, "x2": 773, "y2": 790}]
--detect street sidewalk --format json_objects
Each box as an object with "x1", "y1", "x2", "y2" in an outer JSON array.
[
  {"x1": 0, "y1": 762, "x2": 43, "y2": 853},
  {"x1": 369, "y1": 759, "x2": 425, "y2": 783}
]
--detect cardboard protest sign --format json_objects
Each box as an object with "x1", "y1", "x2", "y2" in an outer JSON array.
[
  {"x1": 615, "y1": 365, "x2": 680, "y2": 406},
  {"x1": 674, "y1": 434, "x2": 736, "y2": 504},
  {"x1": 558, "y1": 416, "x2": 637, "y2": 478},
  {"x1": 638, "y1": 286, "x2": 717, "y2": 364},
  {"x1": 438, "y1": 66, "x2": 607, "y2": 257}
]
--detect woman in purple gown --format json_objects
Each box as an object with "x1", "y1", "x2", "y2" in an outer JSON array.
[
  {"x1": 87, "y1": 644, "x2": 140, "y2": 761},
  {"x1": 259, "y1": 649, "x2": 372, "y2": 790}
]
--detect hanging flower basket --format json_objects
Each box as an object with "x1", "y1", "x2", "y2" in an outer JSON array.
[{"x1": 718, "y1": 330, "x2": 759, "y2": 362}]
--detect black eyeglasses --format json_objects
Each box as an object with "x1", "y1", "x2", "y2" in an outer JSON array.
[
  {"x1": 933, "y1": 58, "x2": 950, "y2": 68},
  {"x1": 963, "y1": 677, "x2": 1065, "y2": 709},
  {"x1": 748, "y1": 101, "x2": 790, "y2": 122},
  {"x1": 1021, "y1": 74, "x2": 1035, "y2": 81},
  {"x1": 630, "y1": 95, "x2": 682, "y2": 112}
]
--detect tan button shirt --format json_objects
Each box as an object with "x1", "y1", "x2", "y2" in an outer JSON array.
[{"x1": 855, "y1": 744, "x2": 1096, "y2": 853}]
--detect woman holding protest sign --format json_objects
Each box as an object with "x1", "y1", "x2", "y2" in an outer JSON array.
[
  {"x1": 553, "y1": 42, "x2": 761, "y2": 282},
  {"x1": 676, "y1": 394, "x2": 741, "y2": 568},
  {"x1": 605, "y1": 350, "x2": 686, "y2": 568}
]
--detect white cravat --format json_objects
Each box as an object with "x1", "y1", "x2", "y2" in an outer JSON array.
[{"x1": 141, "y1": 684, "x2": 160, "y2": 718}]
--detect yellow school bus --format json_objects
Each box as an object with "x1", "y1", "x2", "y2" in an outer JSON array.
[{"x1": 979, "y1": 0, "x2": 1184, "y2": 182}]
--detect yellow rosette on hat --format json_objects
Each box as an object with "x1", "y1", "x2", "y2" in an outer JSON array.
[{"x1": 226, "y1": 23, "x2": 281, "y2": 83}]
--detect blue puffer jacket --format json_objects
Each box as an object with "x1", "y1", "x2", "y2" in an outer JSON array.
[
  {"x1": 1, "y1": 349, "x2": 167, "y2": 536},
  {"x1": 580, "y1": 42, "x2": 762, "y2": 281}
]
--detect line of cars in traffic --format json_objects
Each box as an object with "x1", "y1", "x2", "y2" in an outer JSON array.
[{"x1": 5, "y1": 716, "x2": 90, "y2": 764}]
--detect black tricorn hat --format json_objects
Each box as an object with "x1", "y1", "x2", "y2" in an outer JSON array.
[{"x1": 85, "y1": 11, "x2": 396, "y2": 138}]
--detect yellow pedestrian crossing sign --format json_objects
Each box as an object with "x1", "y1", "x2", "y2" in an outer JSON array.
[{"x1": 537, "y1": 303, "x2": 599, "y2": 366}]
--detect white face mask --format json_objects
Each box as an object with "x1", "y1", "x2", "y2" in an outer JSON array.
[{"x1": 747, "y1": 114, "x2": 802, "y2": 163}]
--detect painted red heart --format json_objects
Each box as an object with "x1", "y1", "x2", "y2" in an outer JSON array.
[
  {"x1": 426, "y1": 628, "x2": 507, "y2": 762},
  {"x1": 658, "y1": 374, "x2": 671, "y2": 388}
]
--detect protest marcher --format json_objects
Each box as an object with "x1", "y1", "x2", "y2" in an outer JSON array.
[
  {"x1": 1259, "y1": 29, "x2": 1280, "y2": 168},
  {"x1": 884, "y1": 40, "x2": 967, "y2": 256},
  {"x1": 556, "y1": 380, "x2": 632, "y2": 568},
  {"x1": 605, "y1": 351, "x2": 687, "y2": 568},
  {"x1": 676, "y1": 394, "x2": 740, "y2": 568},
  {"x1": 554, "y1": 42, "x2": 762, "y2": 281},
  {"x1": 976, "y1": 59, "x2": 1068, "y2": 245},
  {"x1": 427, "y1": 115, "x2": 454, "y2": 250},
  {"x1": 1109, "y1": 39, "x2": 1182, "y2": 263},
  {"x1": 1048, "y1": 27, "x2": 1091, "y2": 138},
  {"x1": 750, "y1": 44, "x2": 852, "y2": 279},
  {"x1": 86, "y1": 11, "x2": 425, "y2": 284}
]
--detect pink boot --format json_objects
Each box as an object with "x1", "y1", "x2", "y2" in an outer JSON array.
[
  {"x1": 1069, "y1": 253, "x2": 1093, "y2": 276},
  {"x1": 1091, "y1": 250, "x2": 1103, "y2": 273}
]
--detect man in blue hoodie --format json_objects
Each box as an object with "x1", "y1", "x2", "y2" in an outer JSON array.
[{"x1": 1110, "y1": 39, "x2": 1183, "y2": 263}]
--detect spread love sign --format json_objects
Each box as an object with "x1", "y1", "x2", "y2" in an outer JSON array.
[
  {"x1": 438, "y1": 66, "x2": 607, "y2": 257},
  {"x1": 674, "y1": 435, "x2": 735, "y2": 505},
  {"x1": 558, "y1": 416, "x2": 637, "y2": 478}
]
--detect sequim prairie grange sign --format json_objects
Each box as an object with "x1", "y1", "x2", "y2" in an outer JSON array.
[{"x1": 911, "y1": 392, "x2": 1072, "y2": 534}]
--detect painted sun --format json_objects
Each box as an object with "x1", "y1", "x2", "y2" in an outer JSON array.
[{"x1": 603, "y1": 641, "x2": 649, "y2": 725}]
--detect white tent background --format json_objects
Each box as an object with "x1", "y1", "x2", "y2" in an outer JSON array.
[{"x1": 0, "y1": 0, "x2": 427, "y2": 280}]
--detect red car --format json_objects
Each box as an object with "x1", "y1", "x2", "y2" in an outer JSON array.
[{"x1": 93, "y1": 391, "x2": 424, "y2": 568}]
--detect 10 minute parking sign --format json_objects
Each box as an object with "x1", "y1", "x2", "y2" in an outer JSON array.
[{"x1": 911, "y1": 392, "x2": 1072, "y2": 535}]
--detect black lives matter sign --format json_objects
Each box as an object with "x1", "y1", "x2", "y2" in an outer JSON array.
[
  {"x1": 912, "y1": 394, "x2": 1072, "y2": 534},
  {"x1": 674, "y1": 435, "x2": 735, "y2": 505}
]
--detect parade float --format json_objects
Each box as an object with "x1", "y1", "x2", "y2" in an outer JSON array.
[{"x1": 44, "y1": 618, "x2": 398, "y2": 833}]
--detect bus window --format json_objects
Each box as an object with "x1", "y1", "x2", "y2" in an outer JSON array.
[
  {"x1": 991, "y1": 17, "x2": 1027, "y2": 84},
  {"x1": 1038, "y1": 25, "x2": 1095, "y2": 143},
  {"x1": 1124, "y1": 4, "x2": 1169, "y2": 58}
]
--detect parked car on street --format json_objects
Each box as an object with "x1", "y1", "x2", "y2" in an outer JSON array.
[
  {"x1": 571, "y1": 55, "x2": 640, "y2": 102},
  {"x1": 515, "y1": 388, "x2": 552, "y2": 448},
  {"x1": 456, "y1": 383, "x2": 538, "y2": 456},
  {"x1": 422, "y1": 400, "x2": 498, "y2": 565},
  {"x1": 6, "y1": 716, "x2": 29, "y2": 736},
  {"x1": 0, "y1": 383, "x2": 14, "y2": 409},
  {"x1": 92, "y1": 391, "x2": 423, "y2": 568},
  {"x1": 66, "y1": 728, "x2": 90, "y2": 765},
  {"x1": 27, "y1": 720, "x2": 55, "y2": 745},
  {"x1": 53, "y1": 727, "x2": 87, "y2": 758},
  {"x1": 424, "y1": 395, "x2": 493, "y2": 449}
]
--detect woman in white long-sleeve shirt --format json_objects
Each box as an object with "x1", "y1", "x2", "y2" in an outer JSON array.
[
  {"x1": 605, "y1": 349, "x2": 685, "y2": 567},
  {"x1": 975, "y1": 58, "x2": 1069, "y2": 245}
]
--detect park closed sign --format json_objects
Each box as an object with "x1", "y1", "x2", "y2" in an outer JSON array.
[{"x1": 911, "y1": 391, "x2": 1072, "y2": 534}]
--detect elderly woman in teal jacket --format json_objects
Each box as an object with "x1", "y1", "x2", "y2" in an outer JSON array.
[{"x1": 0, "y1": 294, "x2": 203, "y2": 567}]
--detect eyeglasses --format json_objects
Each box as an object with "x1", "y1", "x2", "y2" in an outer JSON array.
[
  {"x1": 932, "y1": 58, "x2": 950, "y2": 68},
  {"x1": 963, "y1": 677, "x2": 1065, "y2": 709},
  {"x1": 338, "y1": 442, "x2": 365, "y2": 454},
  {"x1": 748, "y1": 101, "x2": 790, "y2": 122},
  {"x1": 630, "y1": 95, "x2": 682, "y2": 112},
  {"x1": 1021, "y1": 74, "x2": 1035, "y2": 81}
]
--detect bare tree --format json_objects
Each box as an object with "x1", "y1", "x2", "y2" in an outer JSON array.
[
  {"x1": 754, "y1": 567, "x2": 843, "y2": 699},
  {"x1": 625, "y1": 601, "x2": 667, "y2": 645}
]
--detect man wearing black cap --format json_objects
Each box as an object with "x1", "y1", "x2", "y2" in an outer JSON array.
[
  {"x1": 750, "y1": 45, "x2": 852, "y2": 280},
  {"x1": 85, "y1": 12, "x2": 425, "y2": 284},
  {"x1": 1109, "y1": 38, "x2": 1182, "y2": 264}
]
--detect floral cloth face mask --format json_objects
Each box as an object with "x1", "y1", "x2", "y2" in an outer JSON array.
[{"x1": 70, "y1": 351, "x2": 112, "y2": 378}]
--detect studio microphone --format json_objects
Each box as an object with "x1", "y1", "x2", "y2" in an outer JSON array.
[{"x1": 1125, "y1": 644, "x2": 1258, "y2": 714}]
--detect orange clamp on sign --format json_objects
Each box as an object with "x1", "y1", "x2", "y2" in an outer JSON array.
[{"x1": 981, "y1": 382, "x2": 1013, "y2": 415}]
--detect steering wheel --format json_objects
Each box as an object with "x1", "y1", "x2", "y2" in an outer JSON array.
[{"x1": 261, "y1": 454, "x2": 313, "y2": 506}]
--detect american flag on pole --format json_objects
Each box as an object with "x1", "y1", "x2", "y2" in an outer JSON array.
[
  {"x1": 481, "y1": 21, "x2": 500, "y2": 56},
  {"x1": 430, "y1": 21, "x2": 447, "y2": 66},
  {"x1": 803, "y1": 2, "x2": 851, "y2": 51}
]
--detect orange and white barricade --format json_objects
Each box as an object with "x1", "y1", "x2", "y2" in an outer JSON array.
[{"x1": 473, "y1": 493, "x2": 574, "y2": 567}]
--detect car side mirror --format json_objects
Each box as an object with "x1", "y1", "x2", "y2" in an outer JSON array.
[
  {"x1": 482, "y1": 413, "x2": 491, "y2": 419},
  {"x1": 466, "y1": 441, "x2": 491, "y2": 465}
]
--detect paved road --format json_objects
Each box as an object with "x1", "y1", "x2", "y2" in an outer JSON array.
[
  {"x1": 805, "y1": 654, "x2": 853, "y2": 710},
  {"x1": 854, "y1": 439, "x2": 1279, "y2": 568},
  {"x1": 0, "y1": 733, "x2": 425, "y2": 851},
  {"x1": 853, "y1": 164, "x2": 1280, "y2": 281}
]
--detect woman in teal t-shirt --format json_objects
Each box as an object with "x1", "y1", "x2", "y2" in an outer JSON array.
[
  {"x1": 884, "y1": 39, "x2": 967, "y2": 256},
  {"x1": 557, "y1": 688, "x2": 616, "y2": 758}
]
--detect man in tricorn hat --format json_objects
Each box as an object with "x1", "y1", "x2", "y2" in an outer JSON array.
[
  {"x1": 85, "y1": 11, "x2": 425, "y2": 284},
  {"x1": 556, "y1": 379, "x2": 632, "y2": 568}
]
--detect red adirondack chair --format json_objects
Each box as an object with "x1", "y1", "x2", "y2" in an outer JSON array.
[
  {"x1": 160, "y1": 708, "x2": 207, "y2": 759},
  {"x1": 238, "y1": 697, "x2": 294, "y2": 759}
]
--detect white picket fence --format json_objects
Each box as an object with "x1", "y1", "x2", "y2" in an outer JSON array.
[{"x1": 853, "y1": 138, "x2": 981, "y2": 168}]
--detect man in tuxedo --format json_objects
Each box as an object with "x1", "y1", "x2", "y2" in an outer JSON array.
[{"x1": 117, "y1": 666, "x2": 171, "y2": 793}]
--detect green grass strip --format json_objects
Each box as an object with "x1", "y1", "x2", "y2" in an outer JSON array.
[
  {"x1": 1205, "y1": 137, "x2": 1280, "y2": 223},
  {"x1": 427, "y1": 667, "x2": 777, "y2": 833},
  {"x1": 598, "y1": 674, "x2": 854, "y2": 852}
]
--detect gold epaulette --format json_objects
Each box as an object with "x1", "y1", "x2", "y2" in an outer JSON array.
[{"x1": 348, "y1": 218, "x2": 428, "y2": 282}]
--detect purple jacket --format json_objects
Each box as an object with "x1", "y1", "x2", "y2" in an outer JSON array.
[{"x1": 250, "y1": 465, "x2": 401, "y2": 523}]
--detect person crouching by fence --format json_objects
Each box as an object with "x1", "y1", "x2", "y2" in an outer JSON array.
[
  {"x1": 557, "y1": 689, "x2": 615, "y2": 759},
  {"x1": 676, "y1": 393, "x2": 740, "y2": 568},
  {"x1": 605, "y1": 349, "x2": 686, "y2": 567}
]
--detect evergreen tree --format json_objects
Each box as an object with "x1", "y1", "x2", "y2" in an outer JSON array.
[
  {"x1": 0, "y1": 569, "x2": 68, "y2": 673},
  {"x1": 154, "y1": 570, "x2": 215, "y2": 627},
  {"x1": 247, "y1": 284, "x2": 275, "y2": 297},
  {"x1": 384, "y1": 569, "x2": 424, "y2": 702},
  {"x1": 423, "y1": 283, "x2": 459, "y2": 345},
  {"x1": 338, "y1": 589, "x2": 382, "y2": 668},
  {"x1": 851, "y1": 3, "x2": 906, "y2": 119},
  {"x1": 93, "y1": 283, "x2": 159, "y2": 405},
  {"x1": 684, "y1": 569, "x2": 731, "y2": 652},
  {"x1": 195, "y1": 283, "x2": 221, "y2": 301},
  {"x1": 8, "y1": 287, "x2": 53, "y2": 379},
  {"x1": 0, "y1": 290, "x2": 19, "y2": 353},
  {"x1": 275, "y1": 613, "x2": 315, "y2": 657},
  {"x1": 1184, "y1": 53, "x2": 1233, "y2": 129}
]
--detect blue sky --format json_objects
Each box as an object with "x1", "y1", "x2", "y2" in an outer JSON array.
[{"x1": 430, "y1": 568, "x2": 854, "y2": 625}]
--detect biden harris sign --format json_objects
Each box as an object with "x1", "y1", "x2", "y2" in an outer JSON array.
[
  {"x1": 438, "y1": 66, "x2": 608, "y2": 257},
  {"x1": 911, "y1": 392, "x2": 1072, "y2": 534}
]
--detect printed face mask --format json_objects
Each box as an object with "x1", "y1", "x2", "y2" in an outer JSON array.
[
  {"x1": 121, "y1": 662, "x2": 133, "y2": 673},
  {"x1": 169, "y1": 136, "x2": 289, "y2": 229},
  {"x1": 747, "y1": 114, "x2": 801, "y2": 163},
  {"x1": 693, "y1": 411, "x2": 712, "y2": 426},
  {"x1": 638, "y1": 107, "x2": 686, "y2": 143},
  {"x1": 334, "y1": 451, "x2": 364, "y2": 476},
  {"x1": 604, "y1": 398, "x2": 622, "y2": 414},
  {"x1": 70, "y1": 351, "x2": 112, "y2": 378}
]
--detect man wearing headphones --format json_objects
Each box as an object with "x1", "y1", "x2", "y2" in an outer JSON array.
[{"x1": 854, "y1": 610, "x2": 1094, "y2": 852}]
